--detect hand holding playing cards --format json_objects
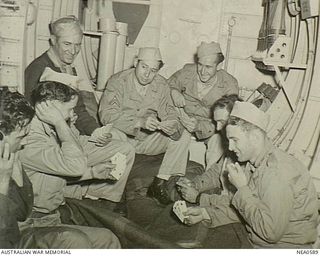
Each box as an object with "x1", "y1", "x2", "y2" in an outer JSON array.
[
  {"x1": 179, "y1": 185, "x2": 199, "y2": 203},
  {"x1": 227, "y1": 162, "x2": 247, "y2": 190},
  {"x1": 180, "y1": 115, "x2": 197, "y2": 133},
  {"x1": 142, "y1": 116, "x2": 160, "y2": 131},
  {"x1": 158, "y1": 120, "x2": 178, "y2": 136},
  {"x1": 176, "y1": 177, "x2": 195, "y2": 188},
  {"x1": 184, "y1": 207, "x2": 205, "y2": 225},
  {"x1": 91, "y1": 161, "x2": 117, "y2": 180},
  {"x1": 90, "y1": 124, "x2": 113, "y2": 147},
  {"x1": 173, "y1": 200, "x2": 188, "y2": 223}
]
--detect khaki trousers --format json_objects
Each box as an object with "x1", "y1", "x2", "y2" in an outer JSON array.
[
  {"x1": 19, "y1": 212, "x2": 120, "y2": 249},
  {"x1": 114, "y1": 129, "x2": 190, "y2": 177},
  {"x1": 80, "y1": 136, "x2": 135, "y2": 202}
]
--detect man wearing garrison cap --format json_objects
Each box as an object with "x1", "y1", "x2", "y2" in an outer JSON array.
[
  {"x1": 168, "y1": 41, "x2": 239, "y2": 168},
  {"x1": 183, "y1": 101, "x2": 318, "y2": 248},
  {"x1": 99, "y1": 47, "x2": 190, "y2": 205}
]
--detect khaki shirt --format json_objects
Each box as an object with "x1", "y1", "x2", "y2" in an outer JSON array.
[
  {"x1": 168, "y1": 64, "x2": 238, "y2": 140},
  {"x1": 99, "y1": 68, "x2": 183, "y2": 141},
  {"x1": 19, "y1": 117, "x2": 88, "y2": 213},
  {"x1": 232, "y1": 140, "x2": 318, "y2": 248}
]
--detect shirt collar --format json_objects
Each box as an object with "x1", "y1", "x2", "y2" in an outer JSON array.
[
  {"x1": 252, "y1": 138, "x2": 274, "y2": 168},
  {"x1": 197, "y1": 73, "x2": 218, "y2": 88}
]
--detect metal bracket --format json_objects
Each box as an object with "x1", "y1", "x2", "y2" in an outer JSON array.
[{"x1": 274, "y1": 65, "x2": 295, "y2": 112}]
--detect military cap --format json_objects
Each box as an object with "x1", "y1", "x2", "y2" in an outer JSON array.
[
  {"x1": 197, "y1": 41, "x2": 222, "y2": 59},
  {"x1": 137, "y1": 47, "x2": 162, "y2": 61},
  {"x1": 40, "y1": 67, "x2": 80, "y2": 89},
  {"x1": 230, "y1": 101, "x2": 270, "y2": 132}
]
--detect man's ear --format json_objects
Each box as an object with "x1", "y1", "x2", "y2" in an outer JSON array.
[
  {"x1": 133, "y1": 58, "x2": 139, "y2": 68},
  {"x1": 249, "y1": 128, "x2": 263, "y2": 144},
  {"x1": 50, "y1": 35, "x2": 57, "y2": 46}
]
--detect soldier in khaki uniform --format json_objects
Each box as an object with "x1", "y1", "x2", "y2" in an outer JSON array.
[
  {"x1": 183, "y1": 101, "x2": 318, "y2": 248},
  {"x1": 99, "y1": 47, "x2": 190, "y2": 205},
  {"x1": 177, "y1": 94, "x2": 241, "y2": 228},
  {"x1": 168, "y1": 41, "x2": 239, "y2": 167}
]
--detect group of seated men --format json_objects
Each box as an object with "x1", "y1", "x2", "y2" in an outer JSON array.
[{"x1": 0, "y1": 15, "x2": 319, "y2": 249}]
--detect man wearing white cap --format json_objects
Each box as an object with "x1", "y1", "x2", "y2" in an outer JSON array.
[
  {"x1": 99, "y1": 47, "x2": 190, "y2": 205},
  {"x1": 25, "y1": 16, "x2": 100, "y2": 136},
  {"x1": 168, "y1": 41, "x2": 239, "y2": 167},
  {"x1": 225, "y1": 101, "x2": 318, "y2": 248},
  {"x1": 182, "y1": 101, "x2": 318, "y2": 248}
]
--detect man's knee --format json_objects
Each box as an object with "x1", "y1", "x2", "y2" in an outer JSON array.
[
  {"x1": 117, "y1": 141, "x2": 136, "y2": 158},
  {"x1": 35, "y1": 228, "x2": 92, "y2": 249},
  {"x1": 89, "y1": 228, "x2": 121, "y2": 249}
]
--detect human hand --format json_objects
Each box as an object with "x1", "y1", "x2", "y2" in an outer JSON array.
[
  {"x1": 179, "y1": 185, "x2": 199, "y2": 203},
  {"x1": 142, "y1": 116, "x2": 160, "y2": 131},
  {"x1": 176, "y1": 177, "x2": 195, "y2": 188},
  {"x1": 227, "y1": 162, "x2": 248, "y2": 190},
  {"x1": 35, "y1": 101, "x2": 65, "y2": 126},
  {"x1": 180, "y1": 116, "x2": 197, "y2": 133},
  {"x1": 158, "y1": 120, "x2": 178, "y2": 136},
  {"x1": 91, "y1": 161, "x2": 117, "y2": 180},
  {"x1": 0, "y1": 142, "x2": 14, "y2": 178},
  {"x1": 171, "y1": 90, "x2": 185, "y2": 107},
  {"x1": 90, "y1": 130, "x2": 112, "y2": 147},
  {"x1": 70, "y1": 112, "x2": 78, "y2": 125},
  {"x1": 184, "y1": 207, "x2": 205, "y2": 225}
]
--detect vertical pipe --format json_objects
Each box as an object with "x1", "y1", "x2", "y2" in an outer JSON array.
[
  {"x1": 114, "y1": 22, "x2": 128, "y2": 73},
  {"x1": 96, "y1": 18, "x2": 118, "y2": 91}
]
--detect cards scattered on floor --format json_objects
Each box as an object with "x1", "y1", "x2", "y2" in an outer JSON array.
[{"x1": 110, "y1": 152, "x2": 126, "y2": 180}]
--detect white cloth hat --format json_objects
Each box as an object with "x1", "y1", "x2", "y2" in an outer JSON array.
[
  {"x1": 230, "y1": 101, "x2": 270, "y2": 132},
  {"x1": 137, "y1": 47, "x2": 162, "y2": 61},
  {"x1": 40, "y1": 67, "x2": 80, "y2": 90}
]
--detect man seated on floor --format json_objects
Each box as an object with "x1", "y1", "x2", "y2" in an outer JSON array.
[
  {"x1": 168, "y1": 41, "x2": 239, "y2": 168},
  {"x1": 0, "y1": 87, "x2": 120, "y2": 248},
  {"x1": 19, "y1": 81, "x2": 135, "y2": 242},
  {"x1": 99, "y1": 47, "x2": 190, "y2": 205},
  {"x1": 177, "y1": 94, "x2": 241, "y2": 227},
  {"x1": 25, "y1": 15, "x2": 99, "y2": 135},
  {"x1": 182, "y1": 101, "x2": 318, "y2": 248}
]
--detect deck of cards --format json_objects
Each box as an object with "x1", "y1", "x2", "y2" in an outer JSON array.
[
  {"x1": 173, "y1": 200, "x2": 188, "y2": 223},
  {"x1": 109, "y1": 152, "x2": 126, "y2": 180},
  {"x1": 89, "y1": 123, "x2": 113, "y2": 143}
]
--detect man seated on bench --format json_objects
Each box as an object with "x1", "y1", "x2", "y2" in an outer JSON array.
[{"x1": 0, "y1": 87, "x2": 119, "y2": 248}]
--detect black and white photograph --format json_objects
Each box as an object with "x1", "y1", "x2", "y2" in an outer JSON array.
[{"x1": 0, "y1": 0, "x2": 320, "y2": 254}]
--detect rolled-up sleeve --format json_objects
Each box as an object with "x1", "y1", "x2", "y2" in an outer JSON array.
[{"x1": 20, "y1": 131, "x2": 87, "y2": 177}]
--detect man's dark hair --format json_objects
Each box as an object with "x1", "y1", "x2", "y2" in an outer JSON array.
[
  {"x1": 0, "y1": 87, "x2": 35, "y2": 135},
  {"x1": 31, "y1": 81, "x2": 78, "y2": 106},
  {"x1": 212, "y1": 94, "x2": 242, "y2": 114}
]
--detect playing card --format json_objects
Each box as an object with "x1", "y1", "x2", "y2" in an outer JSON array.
[
  {"x1": 173, "y1": 200, "x2": 187, "y2": 222},
  {"x1": 109, "y1": 152, "x2": 126, "y2": 180},
  {"x1": 89, "y1": 124, "x2": 113, "y2": 142}
]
